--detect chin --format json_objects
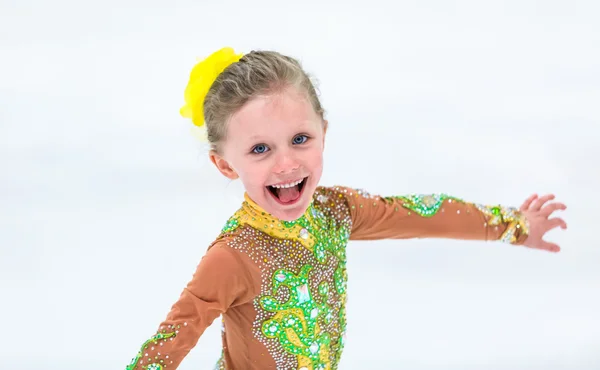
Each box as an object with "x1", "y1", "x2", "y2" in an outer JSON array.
[{"x1": 273, "y1": 197, "x2": 313, "y2": 221}]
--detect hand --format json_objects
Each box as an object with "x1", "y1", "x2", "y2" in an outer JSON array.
[{"x1": 519, "y1": 194, "x2": 567, "y2": 252}]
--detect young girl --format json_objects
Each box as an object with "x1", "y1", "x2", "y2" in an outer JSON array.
[{"x1": 125, "y1": 47, "x2": 567, "y2": 370}]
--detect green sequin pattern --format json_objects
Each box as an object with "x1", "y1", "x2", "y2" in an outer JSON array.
[
  {"x1": 221, "y1": 217, "x2": 239, "y2": 234},
  {"x1": 223, "y1": 188, "x2": 352, "y2": 369},
  {"x1": 126, "y1": 185, "x2": 529, "y2": 369},
  {"x1": 260, "y1": 265, "x2": 334, "y2": 367},
  {"x1": 385, "y1": 194, "x2": 464, "y2": 217},
  {"x1": 125, "y1": 331, "x2": 176, "y2": 370}
]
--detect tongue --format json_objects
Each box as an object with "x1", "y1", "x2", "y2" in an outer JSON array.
[{"x1": 276, "y1": 185, "x2": 301, "y2": 203}]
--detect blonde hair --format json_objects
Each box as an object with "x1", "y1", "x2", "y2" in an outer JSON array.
[{"x1": 203, "y1": 50, "x2": 325, "y2": 152}]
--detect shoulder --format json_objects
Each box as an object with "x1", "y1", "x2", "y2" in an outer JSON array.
[
  {"x1": 194, "y1": 237, "x2": 261, "y2": 297},
  {"x1": 197, "y1": 238, "x2": 245, "y2": 276},
  {"x1": 314, "y1": 185, "x2": 383, "y2": 225},
  {"x1": 204, "y1": 235, "x2": 256, "y2": 271},
  {"x1": 314, "y1": 185, "x2": 376, "y2": 206},
  {"x1": 312, "y1": 185, "x2": 367, "y2": 225}
]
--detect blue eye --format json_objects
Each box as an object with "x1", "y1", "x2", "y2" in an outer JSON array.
[
  {"x1": 252, "y1": 144, "x2": 269, "y2": 154},
  {"x1": 293, "y1": 135, "x2": 308, "y2": 145}
]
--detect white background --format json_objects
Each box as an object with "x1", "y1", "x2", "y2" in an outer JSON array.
[{"x1": 1, "y1": 0, "x2": 599, "y2": 369}]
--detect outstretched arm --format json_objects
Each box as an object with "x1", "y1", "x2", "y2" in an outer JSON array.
[{"x1": 334, "y1": 186, "x2": 566, "y2": 252}]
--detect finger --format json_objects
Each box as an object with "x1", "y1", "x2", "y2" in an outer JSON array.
[
  {"x1": 530, "y1": 194, "x2": 555, "y2": 211},
  {"x1": 520, "y1": 194, "x2": 538, "y2": 211},
  {"x1": 529, "y1": 240, "x2": 561, "y2": 253},
  {"x1": 540, "y1": 202, "x2": 567, "y2": 218},
  {"x1": 546, "y1": 217, "x2": 568, "y2": 231},
  {"x1": 527, "y1": 240, "x2": 560, "y2": 253}
]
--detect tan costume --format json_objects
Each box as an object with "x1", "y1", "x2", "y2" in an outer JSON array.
[{"x1": 126, "y1": 186, "x2": 528, "y2": 370}]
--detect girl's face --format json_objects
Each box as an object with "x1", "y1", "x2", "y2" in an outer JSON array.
[{"x1": 210, "y1": 86, "x2": 327, "y2": 221}]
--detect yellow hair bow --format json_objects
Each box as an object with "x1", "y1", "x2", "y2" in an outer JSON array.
[{"x1": 180, "y1": 47, "x2": 244, "y2": 127}]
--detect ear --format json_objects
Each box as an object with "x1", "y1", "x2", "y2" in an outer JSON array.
[{"x1": 209, "y1": 150, "x2": 239, "y2": 180}]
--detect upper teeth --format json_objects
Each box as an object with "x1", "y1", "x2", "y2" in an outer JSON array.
[{"x1": 271, "y1": 179, "x2": 304, "y2": 189}]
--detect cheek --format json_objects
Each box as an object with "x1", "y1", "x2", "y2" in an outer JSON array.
[
  {"x1": 306, "y1": 147, "x2": 324, "y2": 172},
  {"x1": 234, "y1": 159, "x2": 271, "y2": 186}
]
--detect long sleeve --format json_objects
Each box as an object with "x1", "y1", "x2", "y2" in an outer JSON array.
[
  {"x1": 334, "y1": 186, "x2": 529, "y2": 245},
  {"x1": 125, "y1": 240, "x2": 257, "y2": 370}
]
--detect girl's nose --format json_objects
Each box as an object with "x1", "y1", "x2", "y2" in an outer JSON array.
[{"x1": 273, "y1": 152, "x2": 300, "y2": 174}]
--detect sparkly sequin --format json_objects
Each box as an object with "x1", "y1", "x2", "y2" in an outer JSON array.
[
  {"x1": 475, "y1": 204, "x2": 529, "y2": 243},
  {"x1": 259, "y1": 265, "x2": 333, "y2": 368},
  {"x1": 221, "y1": 195, "x2": 321, "y2": 253},
  {"x1": 126, "y1": 331, "x2": 177, "y2": 370},
  {"x1": 221, "y1": 217, "x2": 239, "y2": 233},
  {"x1": 382, "y1": 192, "x2": 528, "y2": 243},
  {"x1": 385, "y1": 194, "x2": 463, "y2": 217},
  {"x1": 222, "y1": 188, "x2": 352, "y2": 369},
  {"x1": 126, "y1": 185, "x2": 530, "y2": 370},
  {"x1": 214, "y1": 351, "x2": 226, "y2": 370}
]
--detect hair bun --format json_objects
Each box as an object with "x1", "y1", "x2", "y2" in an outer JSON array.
[{"x1": 180, "y1": 47, "x2": 243, "y2": 127}]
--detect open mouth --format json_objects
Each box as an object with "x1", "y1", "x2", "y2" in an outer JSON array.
[{"x1": 267, "y1": 177, "x2": 308, "y2": 205}]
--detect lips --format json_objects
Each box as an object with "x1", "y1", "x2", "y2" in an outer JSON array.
[{"x1": 267, "y1": 177, "x2": 308, "y2": 205}]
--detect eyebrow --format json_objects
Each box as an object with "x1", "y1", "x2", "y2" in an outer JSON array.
[
  {"x1": 245, "y1": 122, "x2": 316, "y2": 142},
  {"x1": 246, "y1": 134, "x2": 266, "y2": 141}
]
